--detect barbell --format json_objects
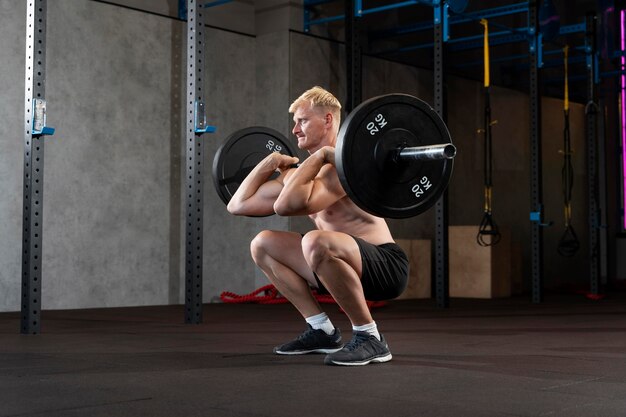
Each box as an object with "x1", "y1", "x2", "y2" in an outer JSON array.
[{"x1": 212, "y1": 94, "x2": 455, "y2": 219}]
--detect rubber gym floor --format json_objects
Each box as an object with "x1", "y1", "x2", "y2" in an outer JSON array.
[{"x1": 1, "y1": 294, "x2": 626, "y2": 417}]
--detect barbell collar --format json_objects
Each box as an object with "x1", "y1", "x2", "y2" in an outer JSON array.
[{"x1": 397, "y1": 143, "x2": 456, "y2": 161}]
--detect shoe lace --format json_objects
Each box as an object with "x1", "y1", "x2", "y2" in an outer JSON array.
[
  {"x1": 343, "y1": 332, "x2": 370, "y2": 352},
  {"x1": 297, "y1": 327, "x2": 317, "y2": 341}
]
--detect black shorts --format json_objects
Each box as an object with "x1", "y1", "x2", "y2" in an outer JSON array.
[{"x1": 314, "y1": 236, "x2": 409, "y2": 301}]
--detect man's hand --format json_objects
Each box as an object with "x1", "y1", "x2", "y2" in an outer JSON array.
[
  {"x1": 274, "y1": 145, "x2": 343, "y2": 216},
  {"x1": 264, "y1": 152, "x2": 300, "y2": 173},
  {"x1": 227, "y1": 152, "x2": 298, "y2": 216},
  {"x1": 316, "y1": 146, "x2": 335, "y2": 166}
]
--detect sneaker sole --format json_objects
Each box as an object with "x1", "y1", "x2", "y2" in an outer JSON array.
[
  {"x1": 324, "y1": 353, "x2": 392, "y2": 366},
  {"x1": 274, "y1": 346, "x2": 344, "y2": 355}
]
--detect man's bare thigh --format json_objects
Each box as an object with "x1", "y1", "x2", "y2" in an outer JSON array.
[
  {"x1": 303, "y1": 230, "x2": 363, "y2": 278},
  {"x1": 256, "y1": 231, "x2": 317, "y2": 287}
]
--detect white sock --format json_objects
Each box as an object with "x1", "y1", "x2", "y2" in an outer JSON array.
[
  {"x1": 352, "y1": 321, "x2": 380, "y2": 341},
  {"x1": 305, "y1": 312, "x2": 335, "y2": 335}
]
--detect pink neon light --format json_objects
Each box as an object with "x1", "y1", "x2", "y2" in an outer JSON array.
[{"x1": 622, "y1": 10, "x2": 626, "y2": 229}]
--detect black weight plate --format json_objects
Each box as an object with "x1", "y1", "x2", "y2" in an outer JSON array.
[
  {"x1": 336, "y1": 94, "x2": 453, "y2": 219},
  {"x1": 212, "y1": 126, "x2": 297, "y2": 206}
]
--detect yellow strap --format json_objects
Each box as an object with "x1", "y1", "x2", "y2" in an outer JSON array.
[
  {"x1": 480, "y1": 19, "x2": 490, "y2": 88},
  {"x1": 484, "y1": 186, "x2": 492, "y2": 212},
  {"x1": 563, "y1": 45, "x2": 569, "y2": 112}
]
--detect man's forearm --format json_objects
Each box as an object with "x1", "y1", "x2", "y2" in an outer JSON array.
[
  {"x1": 234, "y1": 163, "x2": 276, "y2": 202},
  {"x1": 275, "y1": 152, "x2": 325, "y2": 215},
  {"x1": 227, "y1": 160, "x2": 279, "y2": 214}
]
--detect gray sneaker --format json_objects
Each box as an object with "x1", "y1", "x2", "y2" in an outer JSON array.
[
  {"x1": 273, "y1": 325, "x2": 343, "y2": 355},
  {"x1": 324, "y1": 331, "x2": 392, "y2": 366}
]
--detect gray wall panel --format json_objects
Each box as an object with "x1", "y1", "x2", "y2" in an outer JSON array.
[
  {"x1": 0, "y1": 0, "x2": 292, "y2": 312},
  {"x1": 0, "y1": 0, "x2": 26, "y2": 312},
  {"x1": 256, "y1": 32, "x2": 292, "y2": 136},
  {"x1": 41, "y1": 0, "x2": 174, "y2": 309},
  {"x1": 202, "y1": 27, "x2": 263, "y2": 301}
]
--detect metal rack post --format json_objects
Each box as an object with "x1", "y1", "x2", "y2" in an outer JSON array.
[
  {"x1": 585, "y1": 12, "x2": 600, "y2": 295},
  {"x1": 434, "y1": 2, "x2": 449, "y2": 309},
  {"x1": 184, "y1": 0, "x2": 206, "y2": 324},
  {"x1": 21, "y1": 0, "x2": 52, "y2": 335},
  {"x1": 345, "y1": 0, "x2": 362, "y2": 113},
  {"x1": 529, "y1": 2, "x2": 544, "y2": 304}
]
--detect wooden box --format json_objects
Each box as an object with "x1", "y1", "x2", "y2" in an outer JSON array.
[
  {"x1": 395, "y1": 239, "x2": 431, "y2": 299},
  {"x1": 449, "y1": 226, "x2": 511, "y2": 298}
]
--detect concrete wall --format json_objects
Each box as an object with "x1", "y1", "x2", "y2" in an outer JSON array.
[
  {"x1": 99, "y1": 0, "x2": 293, "y2": 37},
  {"x1": 42, "y1": 1, "x2": 176, "y2": 309},
  {"x1": 0, "y1": 0, "x2": 183, "y2": 311},
  {"x1": 0, "y1": 0, "x2": 276, "y2": 312},
  {"x1": 0, "y1": 0, "x2": 591, "y2": 312},
  {"x1": 0, "y1": 0, "x2": 26, "y2": 312}
]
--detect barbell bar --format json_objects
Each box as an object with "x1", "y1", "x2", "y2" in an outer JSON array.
[
  {"x1": 212, "y1": 93, "x2": 455, "y2": 219},
  {"x1": 397, "y1": 143, "x2": 456, "y2": 161}
]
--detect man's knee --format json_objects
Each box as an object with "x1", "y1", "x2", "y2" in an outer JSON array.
[
  {"x1": 250, "y1": 230, "x2": 276, "y2": 263},
  {"x1": 301, "y1": 231, "x2": 333, "y2": 271}
]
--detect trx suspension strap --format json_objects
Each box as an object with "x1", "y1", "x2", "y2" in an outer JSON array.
[
  {"x1": 477, "y1": 19, "x2": 501, "y2": 246},
  {"x1": 558, "y1": 45, "x2": 580, "y2": 257}
]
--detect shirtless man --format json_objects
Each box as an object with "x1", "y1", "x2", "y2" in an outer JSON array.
[{"x1": 227, "y1": 86, "x2": 409, "y2": 366}]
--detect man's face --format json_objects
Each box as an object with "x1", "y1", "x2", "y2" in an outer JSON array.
[{"x1": 292, "y1": 104, "x2": 328, "y2": 152}]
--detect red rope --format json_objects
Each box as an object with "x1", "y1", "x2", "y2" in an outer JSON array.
[
  {"x1": 220, "y1": 284, "x2": 387, "y2": 309},
  {"x1": 574, "y1": 290, "x2": 606, "y2": 301},
  {"x1": 220, "y1": 284, "x2": 283, "y2": 304}
]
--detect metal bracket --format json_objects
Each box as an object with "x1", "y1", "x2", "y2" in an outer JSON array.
[
  {"x1": 530, "y1": 210, "x2": 553, "y2": 227},
  {"x1": 178, "y1": 0, "x2": 187, "y2": 20},
  {"x1": 32, "y1": 99, "x2": 55, "y2": 136},
  {"x1": 587, "y1": 52, "x2": 600, "y2": 84},
  {"x1": 537, "y1": 32, "x2": 544, "y2": 68},
  {"x1": 194, "y1": 101, "x2": 216, "y2": 134},
  {"x1": 434, "y1": 0, "x2": 451, "y2": 42},
  {"x1": 434, "y1": 1, "x2": 442, "y2": 25},
  {"x1": 203, "y1": 0, "x2": 233, "y2": 8},
  {"x1": 442, "y1": 2, "x2": 450, "y2": 41},
  {"x1": 528, "y1": 26, "x2": 544, "y2": 69}
]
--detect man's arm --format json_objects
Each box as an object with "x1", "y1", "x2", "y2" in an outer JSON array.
[
  {"x1": 227, "y1": 152, "x2": 299, "y2": 216},
  {"x1": 274, "y1": 146, "x2": 345, "y2": 216}
]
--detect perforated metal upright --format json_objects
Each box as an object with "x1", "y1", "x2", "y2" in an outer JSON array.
[
  {"x1": 433, "y1": 3, "x2": 449, "y2": 309},
  {"x1": 585, "y1": 13, "x2": 600, "y2": 295},
  {"x1": 345, "y1": 0, "x2": 362, "y2": 113},
  {"x1": 529, "y1": 2, "x2": 544, "y2": 304},
  {"x1": 21, "y1": 0, "x2": 50, "y2": 335},
  {"x1": 184, "y1": 0, "x2": 205, "y2": 324}
]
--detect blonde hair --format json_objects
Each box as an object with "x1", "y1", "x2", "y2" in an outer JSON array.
[{"x1": 289, "y1": 86, "x2": 342, "y2": 133}]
